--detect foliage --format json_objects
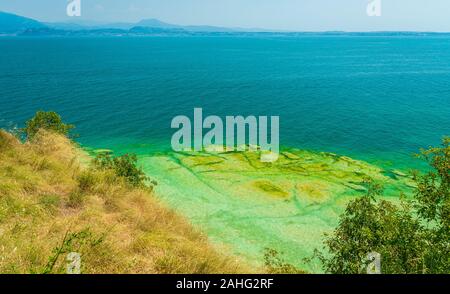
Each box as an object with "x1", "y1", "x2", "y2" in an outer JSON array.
[
  {"x1": 414, "y1": 137, "x2": 449, "y2": 228},
  {"x1": 42, "y1": 229, "x2": 104, "y2": 274},
  {"x1": 22, "y1": 111, "x2": 74, "y2": 140},
  {"x1": 263, "y1": 248, "x2": 307, "y2": 274},
  {"x1": 316, "y1": 138, "x2": 449, "y2": 274},
  {"x1": 93, "y1": 152, "x2": 152, "y2": 188},
  {"x1": 413, "y1": 137, "x2": 450, "y2": 273}
]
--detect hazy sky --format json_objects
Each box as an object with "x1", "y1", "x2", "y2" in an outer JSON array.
[{"x1": 1, "y1": 0, "x2": 450, "y2": 32}]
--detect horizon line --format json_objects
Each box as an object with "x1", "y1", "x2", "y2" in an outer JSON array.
[{"x1": 2, "y1": 10, "x2": 450, "y2": 34}]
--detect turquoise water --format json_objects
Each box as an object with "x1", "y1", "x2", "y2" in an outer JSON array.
[{"x1": 0, "y1": 36, "x2": 449, "y2": 170}]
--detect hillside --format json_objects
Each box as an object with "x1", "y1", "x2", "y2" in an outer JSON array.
[
  {"x1": 0, "y1": 11, "x2": 45, "y2": 33},
  {"x1": 0, "y1": 129, "x2": 245, "y2": 273}
]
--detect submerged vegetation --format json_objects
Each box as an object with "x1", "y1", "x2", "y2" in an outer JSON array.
[
  {"x1": 0, "y1": 112, "x2": 244, "y2": 273},
  {"x1": 141, "y1": 140, "x2": 416, "y2": 272}
]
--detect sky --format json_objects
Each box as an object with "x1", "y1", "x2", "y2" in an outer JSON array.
[{"x1": 0, "y1": 0, "x2": 450, "y2": 32}]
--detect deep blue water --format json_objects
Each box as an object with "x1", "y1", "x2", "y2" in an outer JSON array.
[{"x1": 1, "y1": 36, "x2": 449, "y2": 170}]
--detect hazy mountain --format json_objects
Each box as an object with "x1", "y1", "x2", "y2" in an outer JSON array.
[
  {"x1": 0, "y1": 11, "x2": 46, "y2": 33},
  {"x1": 42, "y1": 17, "x2": 234, "y2": 33},
  {"x1": 46, "y1": 21, "x2": 135, "y2": 31},
  {"x1": 136, "y1": 18, "x2": 179, "y2": 29},
  {"x1": 0, "y1": 11, "x2": 260, "y2": 35},
  {"x1": 136, "y1": 18, "x2": 234, "y2": 32},
  {"x1": 102, "y1": 22, "x2": 136, "y2": 30},
  {"x1": 43, "y1": 22, "x2": 85, "y2": 31},
  {"x1": 4, "y1": 11, "x2": 442, "y2": 37},
  {"x1": 47, "y1": 17, "x2": 236, "y2": 33}
]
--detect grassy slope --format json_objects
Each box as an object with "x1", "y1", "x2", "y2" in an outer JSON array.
[{"x1": 0, "y1": 130, "x2": 246, "y2": 273}]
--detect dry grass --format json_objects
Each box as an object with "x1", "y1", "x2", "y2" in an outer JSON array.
[{"x1": 0, "y1": 129, "x2": 247, "y2": 274}]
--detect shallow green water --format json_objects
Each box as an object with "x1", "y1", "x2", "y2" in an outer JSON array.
[{"x1": 139, "y1": 148, "x2": 414, "y2": 272}]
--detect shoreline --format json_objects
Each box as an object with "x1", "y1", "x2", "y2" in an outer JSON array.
[{"x1": 81, "y1": 139, "x2": 427, "y2": 173}]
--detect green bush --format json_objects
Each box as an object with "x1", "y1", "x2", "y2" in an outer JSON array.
[
  {"x1": 316, "y1": 137, "x2": 449, "y2": 274},
  {"x1": 93, "y1": 153, "x2": 152, "y2": 188},
  {"x1": 264, "y1": 248, "x2": 306, "y2": 274},
  {"x1": 22, "y1": 111, "x2": 74, "y2": 140}
]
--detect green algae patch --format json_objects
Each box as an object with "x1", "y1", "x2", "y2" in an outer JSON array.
[
  {"x1": 139, "y1": 148, "x2": 415, "y2": 272},
  {"x1": 93, "y1": 149, "x2": 113, "y2": 154},
  {"x1": 296, "y1": 181, "x2": 330, "y2": 203},
  {"x1": 252, "y1": 180, "x2": 289, "y2": 198}
]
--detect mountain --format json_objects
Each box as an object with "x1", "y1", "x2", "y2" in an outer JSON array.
[
  {"x1": 136, "y1": 18, "x2": 179, "y2": 29},
  {"x1": 136, "y1": 18, "x2": 233, "y2": 32},
  {"x1": 46, "y1": 21, "x2": 135, "y2": 31},
  {"x1": 0, "y1": 11, "x2": 258, "y2": 36},
  {"x1": 2, "y1": 11, "x2": 449, "y2": 37},
  {"x1": 47, "y1": 18, "x2": 235, "y2": 33},
  {"x1": 43, "y1": 22, "x2": 85, "y2": 31},
  {"x1": 0, "y1": 11, "x2": 45, "y2": 33}
]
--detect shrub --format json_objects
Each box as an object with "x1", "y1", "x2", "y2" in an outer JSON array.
[
  {"x1": 316, "y1": 137, "x2": 449, "y2": 274},
  {"x1": 77, "y1": 171, "x2": 96, "y2": 193},
  {"x1": 22, "y1": 111, "x2": 74, "y2": 140},
  {"x1": 93, "y1": 152, "x2": 151, "y2": 188},
  {"x1": 264, "y1": 248, "x2": 306, "y2": 274}
]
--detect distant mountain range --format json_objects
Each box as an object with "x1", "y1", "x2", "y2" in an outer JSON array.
[
  {"x1": 0, "y1": 11, "x2": 261, "y2": 36},
  {"x1": 1, "y1": 11, "x2": 449, "y2": 37},
  {"x1": 44, "y1": 17, "x2": 238, "y2": 32},
  {"x1": 0, "y1": 11, "x2": 46, "y2": 33}
]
